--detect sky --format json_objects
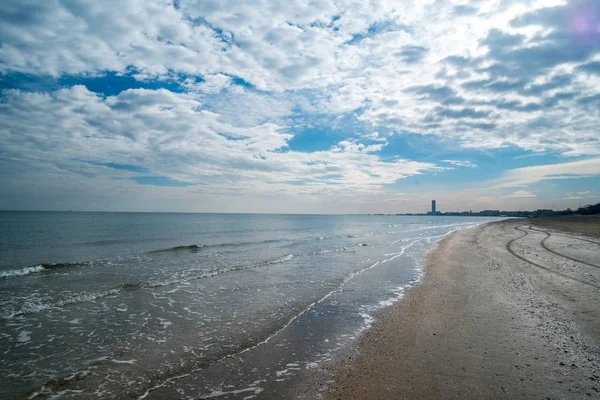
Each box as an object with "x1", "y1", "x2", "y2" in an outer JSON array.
[{"x1": 0, "y1": 0, "x2": 599, "y2": 214}]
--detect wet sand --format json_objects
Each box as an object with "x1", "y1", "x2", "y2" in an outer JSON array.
[{"x1": 298, "y1": 217, "x2": 600, "y2": 399}]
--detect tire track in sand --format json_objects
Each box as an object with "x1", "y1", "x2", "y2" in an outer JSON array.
[
  {"x1": 528, "y1": 226, "x2": 600, "y2": 246},
  {"x1": 528, "y1": 226, "x2": 600, "y2": 269},
  {"x1": 506, "y1": 226, "x2": 600, "y2": 290}
]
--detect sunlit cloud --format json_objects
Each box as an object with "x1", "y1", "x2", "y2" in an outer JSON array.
[
  {"x1": 0, "y1": 0, "x2": 599, "y2": 212},
  {"x1": 505, "y1": 190, "x2": 536, "y2": 199},
  {"x1": 495, "y1": 158, "x2": 600, "y2": 188}
]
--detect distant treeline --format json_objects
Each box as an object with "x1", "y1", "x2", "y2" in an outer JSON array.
[
  {"x1": 395, "y1": 202, "x2": 600, "y2": 218},
  {"x1": 564, "y1": 203, "x2": 600, "y2": 216}
]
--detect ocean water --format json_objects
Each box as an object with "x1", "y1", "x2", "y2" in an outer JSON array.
[{"x1": 0, "y1": 212, "x2": 500, "y2": 399}]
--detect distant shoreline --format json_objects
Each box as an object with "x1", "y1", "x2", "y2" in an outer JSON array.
[
  {"x1": 298, "y1": 217, "x2": 600, "y2": 399},
  {"x1": 3, "y1": 208, "x2": 596, "y2": 218}
]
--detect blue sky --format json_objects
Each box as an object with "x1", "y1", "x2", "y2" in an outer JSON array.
[{"x1": 0, "y1": 0, "x2": 599, "y2": 213}]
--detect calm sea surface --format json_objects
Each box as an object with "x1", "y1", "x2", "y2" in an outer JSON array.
[{"x1": 0, "y1": 212, "x2": 500, "y2": 399}]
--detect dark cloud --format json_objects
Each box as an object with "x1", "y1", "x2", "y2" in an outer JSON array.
[
  {"x1": 521, "y1": 74, "x2": 573, "y2": 96},
  {"x1": 482, "y1": 28, "x2": 525, "y2": 48},
  {"x1": 577, "y1": 94, "x2": 600, "y2": 109},
  {"x1": 442, "y1": 55, "x2": 474, "y2": 67},
  {"x1": 498, "y1": 43, "x2": 597, "y2": 75},
  {"x1": 461, "y1": 78, "x2": 527, "y2": 93},
  {"x1": 494, "y1": 100, "x2": 541, "y2": 113},
  {"x1": 541, "y1": 92, "x2": 578, "y2": 108},
  {"x1": 511, "y1": 0, "x2": 599, "y2": 38},
  {"x1": 406, "y1": 84, "x2": 464, "y2": 105},
  {"x1": 395, "y1": 45, "x2": 428, "y2": 64},
  {"x1": 437, "y1": 1, "x2": 599, "y2": 131},
  {"x1": 459, "y1": 121, "x2": 497, "y2": 131},
  {"x1": 477, "y1": 63, "x2": 514, "y2": 78},
  {"x1": 457, "y1": 1, "x2": 599, "y2": 84},
  {"x1": 452, "y1": 5, "x2": 478, "y2": 16},
  {"x1": 503, "y1": 0, "x2": 600, "y2": 73},
  {"x1": 436, "y1": 107, "x2": 490, "y2": 120},
  {"x1": 524, "y1": 116, "x2": 561, "y2": 131},
  {"x1": 576, "y1": 61, "x2": 600, "y2": 75},
  {"x1": 487, "y1": 79, "x2": 526, "y2": 93}
]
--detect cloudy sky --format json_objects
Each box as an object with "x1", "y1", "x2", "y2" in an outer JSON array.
[{"x1": 1, "y1": 0, "x2": 599, "y2": 213}]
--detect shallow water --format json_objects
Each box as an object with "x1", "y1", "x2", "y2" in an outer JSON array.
[{"x1": 0, "y1": 212, "x2": 500, "y2": 398}]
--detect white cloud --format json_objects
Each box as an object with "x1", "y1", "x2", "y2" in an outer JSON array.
[
  {"x1": 0, "y1": 86, "x2": 439, "y2": 202},
  {"x1": 182, "y1": 74, "x2": 232, "y2": 94},
  {"x1": 360, "y1": 132, "x2": 387, "y2": 142},
  {"x1": 441, "y1": 159, "x2": 477, "y2": 168},
  {"x1": 475, "y1": 196, "x2": 495, "y2": 204},
  {"x1": 504, "y1": 190, "x2": 536, "y2": 199},
  {"x1": 563, "y1": 190, "x2": 593, "y2": 200},
  {"x1": 495, "y1": 158, "x2": 600, "y2": 188},
  {"x1": 1, "y1": 0, "x2": 600, "y2": 211}
]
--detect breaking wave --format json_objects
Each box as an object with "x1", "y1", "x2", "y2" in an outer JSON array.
[
  {"x1": 4, "y1": 289, "x2": 121, "y2": 318},
  {"x1": 312, "y1": 243, "x2": 369, "y2": 255},
  {"x1": 150, "y1": 238, "x2": 285, "y2": 254},
  {"x1": 0, "y1": 265, "x2": 45, "y2": 278},
  {"x1": 3, "y1": 253, "x2": 296, "y2": 319},
  {"x1": 122, "y1": 254, "x2": 296, "y2": 290},
  {"x1": 150, "y1": 244, "x2": 205, "y2": 253},
  {"x1": 0, "y1": 262, "x2": 84, "y2": 279}
]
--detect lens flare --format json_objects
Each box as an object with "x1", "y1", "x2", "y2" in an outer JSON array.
[{"x1": 569, "y1": 1, "x2": 600, "y2": 36}]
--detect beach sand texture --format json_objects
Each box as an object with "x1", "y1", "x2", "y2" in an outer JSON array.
[{"x1": 305, "y1": 217, "x2": 600, "y2": 399}]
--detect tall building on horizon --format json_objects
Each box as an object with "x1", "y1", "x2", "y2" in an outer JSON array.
[{"x1": 432, "y1": 199, "x2": 436, "y2": 213}]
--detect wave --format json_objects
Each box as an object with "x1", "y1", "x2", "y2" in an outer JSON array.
[
  {"x1": 4, "y1": 288, "x2": 121, "y2": 318},
  {"x1": 39, "y1": 262, "x2": 84, "y2": 270},
  {"x1": 137, "y1": 239, "x2": 432, "y2": 399},
  {"x1": 312, "y1": 243, "x2": 369, "y2": 255},
  {"x1": 150, "y1": 238, "x2": 285, "y2": 254},
  {"x1": 76, "y1": 237, "x2": 172, "y2": 246},
  {"x1": 123, "y1": 254, "x2": 296, "y2": 290},
  {"x1": 150, "y1": 244, "x2": 205, "y2": 253},
  {"x1": 3, "y1": 254, "x2": 296, "y2": 319},
  {"x1": 0, "y1": 265, "x2": 46, "y2": 278},
  {"x1": 0, "y1": 262, "x2": 83, "y2": 279}
]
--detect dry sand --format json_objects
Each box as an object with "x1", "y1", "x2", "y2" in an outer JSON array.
[{"x1": 296, "y1": 217, "x2": 600, "y2": 399}]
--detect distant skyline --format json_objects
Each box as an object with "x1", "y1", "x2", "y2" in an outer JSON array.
[{"x1": 1, "y1": 0, "x2": 599, "y2": 214}]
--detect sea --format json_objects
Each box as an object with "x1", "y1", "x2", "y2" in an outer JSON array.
[{"x1": 0, "y1": 211, "x2": 500, "y2": 399}]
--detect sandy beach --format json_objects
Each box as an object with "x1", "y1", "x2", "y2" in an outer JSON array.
[{"x1": 297, "y1": 217, "x2": 600, "y2": 399}]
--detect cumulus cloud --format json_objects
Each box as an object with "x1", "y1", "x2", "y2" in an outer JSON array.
[
  {"x1": 0, "y1": 86, "x2": 438, "y2": 201},
  {"x1": 1, "y1": 0, "x2": 599, "y2": 211},
  {"x1": 1, "y1": 1, "x2": 599, "y2": 155}
]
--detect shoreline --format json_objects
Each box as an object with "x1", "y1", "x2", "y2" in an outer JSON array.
[{"x1": 295, "y1": 217, "x2": 600, "y2": 399}]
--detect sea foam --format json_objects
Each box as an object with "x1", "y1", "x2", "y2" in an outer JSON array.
[{"x1": 0, "y1": 265, "x2": 45, "y2": 278}]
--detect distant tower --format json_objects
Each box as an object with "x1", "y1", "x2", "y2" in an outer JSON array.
[{"x1": 432, "y1": 200, "x2": 437, "y2": 213}]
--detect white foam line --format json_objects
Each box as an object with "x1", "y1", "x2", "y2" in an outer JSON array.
[
  {"x1": 194, "y1": 235, "x2": 452, "y2": 399},
  {"x1": 4, "y1": 289, "x2": 121, "y2": 319},
  {"x1": 111, "y1": 359, "x2": 137, "y2": 364},
  {"x1": 199, "y1": 386, "x2": 263, "y2": 399},
  {"x1": 0, "y1": 265, "x2": 45, "y2": 278},
  {"x1": 137, "y1": 226, "x2": 476, "y2": 399},
  {"x1": 144, "y1": 254, "x2": 295, "y2": 289},
  {"x1": 137, "y1": 263, "x2": 351, "y2": 399},
  {"x1": 137, "y1": 238, "x2": 426, "y2": 399},
  {"x1": 6, "y1": 254, "x2": 298, "y2": 319}
]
